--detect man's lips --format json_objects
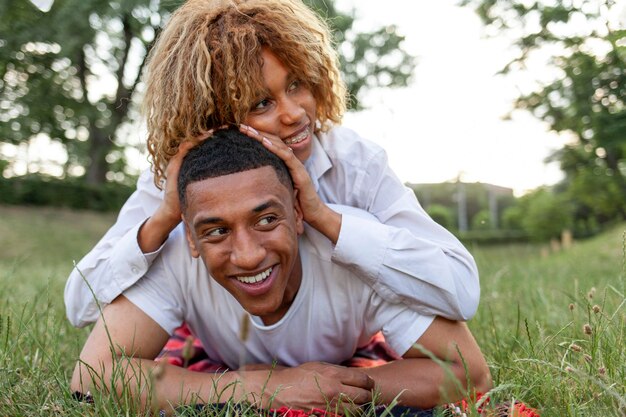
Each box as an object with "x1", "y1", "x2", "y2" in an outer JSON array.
[{"x1": 231, "y1": 265, "x2": 279, "y2": 297}]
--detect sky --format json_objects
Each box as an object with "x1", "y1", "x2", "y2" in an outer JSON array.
[{"x1": 336, "y1": 0, "x2": 572, "y2": 196}]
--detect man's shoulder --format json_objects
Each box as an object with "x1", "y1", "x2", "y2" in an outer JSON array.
[
  {"x1": 162, "y1": 224, "x2": 191, "y2": 254},
  {"x1": 153, "y1": 224, "x2": 201, "y2": 278}
]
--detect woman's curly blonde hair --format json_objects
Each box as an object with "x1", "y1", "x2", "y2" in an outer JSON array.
[{"x1": 143, "y1": 0, "x2": 347, "y2": 187}]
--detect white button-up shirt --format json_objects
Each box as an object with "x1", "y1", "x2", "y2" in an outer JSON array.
[{"x1": 64, "y1": 126, "x2": 479, "y2": 327}]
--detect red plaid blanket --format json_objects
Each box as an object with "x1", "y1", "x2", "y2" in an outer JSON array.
[{"x1": 157, "y1": 323, "x2": 400, "y2": 372}]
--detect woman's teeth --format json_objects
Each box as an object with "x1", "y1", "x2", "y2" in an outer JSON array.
[
  {"x1": 284, "y1": 129, "x2": 308, "y2": 145},
  {"x1": 236, "y1": 267, "x2": 273, "y2": 284}
]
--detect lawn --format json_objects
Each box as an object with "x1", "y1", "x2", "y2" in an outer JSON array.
[{"x1": 0, "y1": 204, "x2": 624, "y2": 416}]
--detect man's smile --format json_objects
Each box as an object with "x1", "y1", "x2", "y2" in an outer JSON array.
[
  {"x1": 234, "y1": 266, "x2": 274, "y2": 284},
  {"x1": 231, "y1": 264, "x2": 282, "y2": 299}
]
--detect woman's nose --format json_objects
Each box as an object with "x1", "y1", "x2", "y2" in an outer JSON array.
[{"x1": 278, "y1": 98, "x2": 305, "y2": 125}]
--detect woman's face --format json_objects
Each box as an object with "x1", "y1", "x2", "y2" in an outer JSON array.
[{"x1": 243, "y1": 49, "x2": 317, "y2": 163}]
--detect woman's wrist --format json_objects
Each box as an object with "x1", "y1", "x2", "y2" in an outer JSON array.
[
  {"x1": 307, "y1": 206, "x2": 342, "y2": 245},
  {"x1": 137, "y1": 209, "x2": 181, "y2": 253}
]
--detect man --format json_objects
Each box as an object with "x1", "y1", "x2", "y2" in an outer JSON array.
[{"x1": 71, "y1": 129, "x2": 491, "y2": 414}]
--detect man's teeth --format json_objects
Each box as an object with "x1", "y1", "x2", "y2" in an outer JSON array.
[
  {"x1": 284, "y1": 129, "x2": 308, "y2": 145},
  {"x1": 236, "y1": 267, "x2": 273, "y2": 284}
]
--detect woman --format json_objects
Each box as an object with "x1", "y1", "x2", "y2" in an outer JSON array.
[{"x1": 65, "y1": 0, "x2": 479, "y2": 332}]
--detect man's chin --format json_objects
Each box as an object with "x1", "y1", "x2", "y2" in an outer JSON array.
[{"x1": 241, "y1": 301, "x2": 286, "y2": 326}]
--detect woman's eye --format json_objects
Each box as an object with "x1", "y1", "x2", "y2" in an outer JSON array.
[
  {"x1": 254, "y1": 98, "x2": 270, "y2": 110},
  {"x1": 258, "y1": 216, "x2": 277, "y2": 226},
  {"x1": 288, "y1": 80, "x2": 299, "y2": 91}
]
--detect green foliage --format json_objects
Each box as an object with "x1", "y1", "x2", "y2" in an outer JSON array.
[
  {"x1": 458, "y1": 0, "x2": 626, "y2": 232},
  {"x1": 0, "y1": 174, "x2": 133, "y2": 211},
  {"x1": 458, "y1": 229, "x2": 528, "y2": 245},
  {"x1": 411, "y1": 181, "x2": 518, "y2": 238},
  {"x1": 520, "y1": 188, "x2": 574, "y2": 241},
  {"x1": 0, "y1": 0, "x2": 415, "y2": 184},
  {"x1": 567, "y1": 163, "x2": 626, "y2": 221},
  {"x1": 471, "y1": 209, "x2": 492, "y2": 231},
  {"x1": 0, "y1": 0, "x2": 176, "y2": 184},
  {"x1": 425, "y1": 203, "x2": 455, "y2": 230},
  {"x1": 501, "y1": 204, "x2": 524, "y2": 231},
  {"x1": 412, "y1": 180, "x2": 610, "y2": 242},
  {"x1": 304, "y1": 0, "x2": 415, "y2": 110}
]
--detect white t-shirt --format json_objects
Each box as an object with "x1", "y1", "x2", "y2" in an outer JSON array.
[
  {"x1": 124, "y1": 216, "x2": 434, "y2": 369},
  {"x1": 66, "y1": 126, "x2": 479, "y2": 327}
]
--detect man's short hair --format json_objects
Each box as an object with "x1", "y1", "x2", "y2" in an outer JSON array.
[{"x1": 178, "y1": 128, "x2": 294, "y2": 210}]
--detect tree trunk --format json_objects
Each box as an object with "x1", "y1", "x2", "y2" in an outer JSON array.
[
  {"x1": 604, "y1": 150, "x2": 626, "y2": 219},
  {"x1": 85, "y1": 128, "x2": 112, "y2": 185}
]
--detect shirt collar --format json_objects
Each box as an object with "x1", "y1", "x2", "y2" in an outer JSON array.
[{"x1": 304, "y1": 133, "x2": 332, "y2": 191}]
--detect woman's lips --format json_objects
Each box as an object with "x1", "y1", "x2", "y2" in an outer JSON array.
[{"x1": 283, "y1": 126, "x2": 310, "y2": 145}]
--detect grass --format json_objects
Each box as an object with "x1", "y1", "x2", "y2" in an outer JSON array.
[{"x1": 0, "y1": 204, "x2": 624, "y2": 416}]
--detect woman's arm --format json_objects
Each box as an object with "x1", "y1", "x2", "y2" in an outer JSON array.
[{"x1": 244, "y1": 125, "x2": 480, "y2": 321}]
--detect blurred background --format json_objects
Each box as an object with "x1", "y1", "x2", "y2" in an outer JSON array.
[{"x1": 1, "y1": 0, "x2": 625, "y2": 243}]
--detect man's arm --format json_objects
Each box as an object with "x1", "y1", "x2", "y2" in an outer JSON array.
[
  {"x1": 71, "y1": 295, "x2": 374, "y2": 413},
  {"x1": 362, "y1": 317, "x2": 492, "y2": 409}
]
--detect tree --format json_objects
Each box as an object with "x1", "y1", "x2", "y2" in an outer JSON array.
[
  {"x1": 521, "y1": 187, "x2": 574, "y2": 241},
  {"x1": 304, "y1": 0, "x2": 415, "y2": 110},
  {"x1": 0, "y1": 0, "x2": 415, "y2": 184},
  {"x1": 0, "y1": 0, "x2": 174, "y2": 184},
  {"x1": 459, "y1": 0, "x2": 626, "y2": 223},
  {"x1": 471, "y1": 209, "x2": 493, "y2": 231}
]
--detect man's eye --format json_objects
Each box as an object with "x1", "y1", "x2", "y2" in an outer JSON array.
[
  {"x1": 206, "y1": 227, "x2": 228, "y2": 237},
  {"x1": 257, "y1": 215, "x2": 277, "y2": 227}
]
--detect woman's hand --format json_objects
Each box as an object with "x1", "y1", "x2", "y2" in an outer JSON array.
[
  {"x1": 138, "y1": 132, "x2": 213, "y2": 253},
  {"x1": 240, "y1": 124, "x2": 342, "y2": 244}
]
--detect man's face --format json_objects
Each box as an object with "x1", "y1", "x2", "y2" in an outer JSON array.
[{"x1": 183, "y1": 166, "x2": 304, "y2": 326}]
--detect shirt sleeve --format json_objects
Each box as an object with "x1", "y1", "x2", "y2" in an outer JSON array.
[
  {"x1": 123, "y1": 243, "x2": 186, "y2": 336},
  {"x1": 330, "y1": 145, "x2": 480, "y2": 321},
  {"x1": 361, "y1": 283, "x2": 436, "y2": 357},
  {"x1": 64, "y1": 169, "x2": 166, "y2": 327}
]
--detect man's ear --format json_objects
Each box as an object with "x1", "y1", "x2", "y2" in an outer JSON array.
[
  {"x1": 292, "y1": 189, "x2": 304, "y2": 235},
  {"x1": 182, "y1": 215, "x2": 200, "y2": 258}
]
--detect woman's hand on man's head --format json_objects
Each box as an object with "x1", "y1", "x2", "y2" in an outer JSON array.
[{"x1": 239, "y1": 124, "x2": 342, "y2": 244}]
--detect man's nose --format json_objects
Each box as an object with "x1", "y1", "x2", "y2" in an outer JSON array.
[{"x1": 230, "y1": 230, "x2": 266, "y2": 270}]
